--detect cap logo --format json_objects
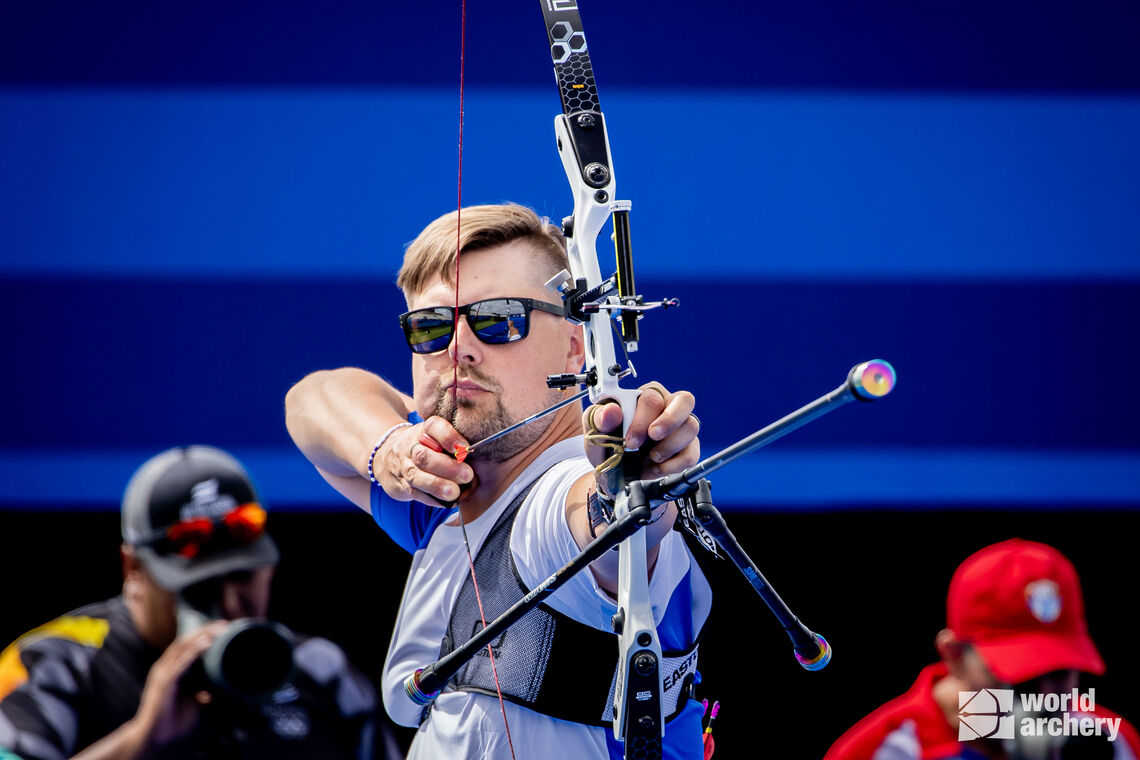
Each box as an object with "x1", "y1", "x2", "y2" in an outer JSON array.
[
  {"x1": 179, "y1": 478, "x2": 239, "y2": 522},
  {"x1": 1024, "y1": 579, "x2": 1062, "y2": 623}
]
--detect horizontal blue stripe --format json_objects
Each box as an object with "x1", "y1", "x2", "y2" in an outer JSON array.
[
  {"x1": 3, "y1": 1, "x2": 1138, "y2": 91},
  {"x1": 4, "y1": 277, "x2": 1137, "y2": 452},
  {"x1": 2, "y1": 89, "x2": 1138, "y2": 279},
  {"x1": 3, "y1": 448, "x2": 1137, "y2": 510}
]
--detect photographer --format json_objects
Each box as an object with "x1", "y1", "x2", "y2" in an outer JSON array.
[{"x1": 0, "y1": 445, "x2": 399, "y2": 760}]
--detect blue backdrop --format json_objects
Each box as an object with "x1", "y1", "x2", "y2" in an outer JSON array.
[
  {"x1": 2, "y1": 0, "x2": 1137, "y2": 511},
  {"x1": 3, "y1": 3, "x2": 1140, "y2": 757}
]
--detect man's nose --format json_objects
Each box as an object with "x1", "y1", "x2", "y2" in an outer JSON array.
[{"x1": 448, "y1": 316, "x2": 482, "y2": 364}]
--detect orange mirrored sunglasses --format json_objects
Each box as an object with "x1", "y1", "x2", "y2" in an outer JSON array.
[{"x1": 140, "y1": 502, "x2": 267, "y2": 559}]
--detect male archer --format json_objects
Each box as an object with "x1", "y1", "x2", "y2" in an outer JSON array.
[{"x1": 285, "y1": 202, "x2": 711, "y2": 759}]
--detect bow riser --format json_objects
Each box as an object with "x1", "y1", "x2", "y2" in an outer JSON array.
[
  {"x1": 545, "y1": 9, "x2": 667, "y2": 750},
  {"x1": 552, "y1": 114, "x2": 640, "y2": 429},
  {"x1": 611, "y1": 520, "x2": 663, "y2": 746},
  {"x1": 552, "y1": 92, "x2": 666, "y2": 760}
]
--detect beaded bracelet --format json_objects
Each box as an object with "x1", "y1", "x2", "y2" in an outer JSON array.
[{"x1": 367, "y1": 421, "x2": 413, "y2": 485}]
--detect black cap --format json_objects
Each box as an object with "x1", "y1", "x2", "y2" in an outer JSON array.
[{"x1": 122, "y1": 446, "x2": 279, "y2": 591}]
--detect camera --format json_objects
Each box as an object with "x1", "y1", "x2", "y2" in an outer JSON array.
[{"x1": 177, "y1": 596, "x2": 295, "y2": 701}]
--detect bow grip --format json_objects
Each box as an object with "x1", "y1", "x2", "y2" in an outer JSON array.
[{"x1": 589, "y1": 386, "x2": 643, "y2": 498}]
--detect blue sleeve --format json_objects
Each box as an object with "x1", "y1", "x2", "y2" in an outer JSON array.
[
  {"x1": 368, "y1": 411, "x2": 455, "y2": 554},
  {"x1": 370, "y1": 482, "x2": 453, "y2": 554},
  {"x1": 663, "y1": 700, "x2": 709, "y2": 760}
]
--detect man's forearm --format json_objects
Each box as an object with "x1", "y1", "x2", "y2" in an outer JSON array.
[
  {"x1": 567, "y1": 475, "x2": 678, "y2": 595},
  {"x1": 285, "y1": 367, "x2": 414, "y2": 479},
  {"x1": 69, "y1": 717, "x2": 148, "y2": 760}
]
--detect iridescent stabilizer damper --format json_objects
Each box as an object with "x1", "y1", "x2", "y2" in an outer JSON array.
[{"x1": 848, "y1": 360, "x2": 897, "y2": 401}]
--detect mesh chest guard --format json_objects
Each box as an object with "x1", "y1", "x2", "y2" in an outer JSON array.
[{"x1": 439, "y1": 480, "x2": 703, "y2": 727}]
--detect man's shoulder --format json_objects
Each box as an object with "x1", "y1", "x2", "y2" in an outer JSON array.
[
  {"x1": 1, "y1": 598, "x2": 128, "y2": 687},
  {"x1": 1088, "y1": 702, "x2": 1140, "y2": 754},
  {"x1": 825, "y1": 664, "x2": 956, "y2": 760},
  {"x1": 516, "y1": 442, "x2": 591, "y2": 510},
  {"x1": 11, "y1": 597, "x2": 122, "y2": 643},
  {"x1": 0, "y1": 597, "x2": 137, "y2": 760}
]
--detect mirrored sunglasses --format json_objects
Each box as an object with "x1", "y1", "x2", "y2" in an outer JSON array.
[{"x1": 399, "y1": 297, "x2": 564, "y2": 354}]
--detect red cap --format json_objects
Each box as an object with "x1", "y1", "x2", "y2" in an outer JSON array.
[{"x1": 947, "y1": 538, "x2": 1105, "y2": 685}]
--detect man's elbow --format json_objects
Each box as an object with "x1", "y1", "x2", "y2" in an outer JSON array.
[
  {"x1": 284, "y1": 370, "x2": 335, "y2": 461},
  {"x1": 284, "y1": 370, "x2": 334, "y2": 432}
]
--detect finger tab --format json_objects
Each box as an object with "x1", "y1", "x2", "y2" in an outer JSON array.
[{"x1": 418, "y1": 433, "x2": 444, "y2": 454}]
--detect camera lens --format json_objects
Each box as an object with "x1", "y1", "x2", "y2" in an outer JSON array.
[{"x1": 203, "y1": 620, "x2": 295, "y2": 700}]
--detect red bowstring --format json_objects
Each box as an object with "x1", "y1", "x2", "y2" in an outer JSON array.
[
  {"x1": 457, "y1": 514, "x2": 517, "y2": 759},
  {"x1": 454, "y1": 1, "x2": 516, "y2": 756}
]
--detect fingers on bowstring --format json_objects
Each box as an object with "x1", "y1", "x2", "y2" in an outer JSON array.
[
  {"x1": 408, "y1": 417, "x2": 474, "y2": 504},
  {"x1": 420, "y1": 415, "x2": 470, "y2": 458}
]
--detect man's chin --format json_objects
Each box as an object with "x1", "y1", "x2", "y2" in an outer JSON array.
[{"x1": 450, "y1": 408, "x2": 499, "y2": 445}]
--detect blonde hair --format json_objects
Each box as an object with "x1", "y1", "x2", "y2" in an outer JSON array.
[{"x1": 397, "y1": 203, "x2": 568, "y2": 297}]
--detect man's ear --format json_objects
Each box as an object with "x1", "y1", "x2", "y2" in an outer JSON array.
[
  {"x1": 935, "y1": 628, "x2": 967, "y2": 676},
  {"x1": 121, "y1": 543, "x2": 143, "y2": 583},
  {"x1": 565, "y1": 322, "x2": 586, "y2": 373}
]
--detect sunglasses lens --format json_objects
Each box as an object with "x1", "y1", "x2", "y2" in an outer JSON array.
[
  {"x1": 166, "y1": 519, "x2": 214, "y2": 559},
  {"x1": 223, "y1": 503, "x2": 267, "y2": 543},
  {"x1": 468, "y1": 299, "x2": 527, "y2": 344},
  {"x1": 156, "y1": 504, "x2": 266, "y2": 559},
  {"x1": 404, "y1": 308, "x2": 456, "y2": 354},
  {"x1": 401, "y1": 299, "x2": 538, "y2": 352}
]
